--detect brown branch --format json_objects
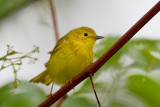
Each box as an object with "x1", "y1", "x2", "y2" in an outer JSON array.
[
  {"x1": 50, "y1": 0, "x2": 59, "y2": 41},
  {"x1": 38, "y1": 1, "x2": 160, "y2": 107}
]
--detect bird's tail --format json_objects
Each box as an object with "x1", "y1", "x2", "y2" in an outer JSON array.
[{"x1": 30, "y1": 70, "x2": 52, "y2": 85}]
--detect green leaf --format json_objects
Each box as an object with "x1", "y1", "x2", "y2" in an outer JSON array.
[
  {"x1": 7, "y1": 51, "x2": 20, "y2": 56},
  {"x1": 0, "y1": 81, "x2": 46, "y2": 107},
  {"x1": 0, "y1": 0, "x2": 32, "y2": 19},
  {"x1": 62, "y1": 96, "x2": 97, "y2": 107},
  {"x1": 127, "y1": 75, "x2": 160, "y2": 107}
]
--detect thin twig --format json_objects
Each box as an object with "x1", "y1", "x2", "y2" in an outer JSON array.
[
  {"x1": 55, "y1": 94, "x2": 67, "y2": 107},
  {"x1": 38, "y1": 1, "x2": 160, "y2": 107},
  {"x1": 50, "y1": 0, "x2": 59, "y2": 41},
  {"x1": 89, "y1": 74, "x2": 101, "y2": 107}
]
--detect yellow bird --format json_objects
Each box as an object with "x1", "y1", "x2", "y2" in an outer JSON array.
[{"x1": 30, "y1": 27, "x2": 103, "y2": 94}]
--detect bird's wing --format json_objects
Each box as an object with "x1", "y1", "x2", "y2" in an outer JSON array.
[{"x1": 49, "y1": 35, "x2": 69, "y2": 54}]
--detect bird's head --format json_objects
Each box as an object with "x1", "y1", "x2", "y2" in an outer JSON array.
[{"x1": 68, "y1": 27, "x2": 103, "y2": 46}]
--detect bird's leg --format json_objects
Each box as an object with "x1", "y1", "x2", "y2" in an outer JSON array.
[
  {"x1": 47, "y1": 82, "x2": 54, "y2": 98},
  {"x1": 89, "y1": 73, "x2": 101, "y2": 107}
]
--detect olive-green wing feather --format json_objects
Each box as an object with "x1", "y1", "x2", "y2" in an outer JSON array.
[
  {"x1": 49, "y1": 34, "x2": 70, "y2": 54},
  {"x1": 30, "y1": 70, "x2": 53, "y2": 85}
]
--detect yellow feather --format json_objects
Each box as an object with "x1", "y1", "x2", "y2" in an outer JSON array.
[{"x1": 30, "y1": 70, "x2": 52, "y2": 85}]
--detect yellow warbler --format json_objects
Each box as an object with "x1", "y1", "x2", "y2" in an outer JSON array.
[{"x1": 30, "y1": 27, "x2": 103, "y2": 86}]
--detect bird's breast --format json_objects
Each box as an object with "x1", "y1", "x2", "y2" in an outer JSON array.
[
  {"x1": 47, "y1": 40, "x2": 94, "y2": 85},
  {"x1": 71, "y1": 41, "x2": 94, "y2": 63}
]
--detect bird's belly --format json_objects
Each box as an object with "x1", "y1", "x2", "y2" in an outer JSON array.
[{"x1": 47, "y1": 49, "x2": 93, "y2": 85}]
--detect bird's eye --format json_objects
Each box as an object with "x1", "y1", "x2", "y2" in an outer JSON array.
[{"x1": 83, "y1": 33, "x2": 88, "y2": 36}]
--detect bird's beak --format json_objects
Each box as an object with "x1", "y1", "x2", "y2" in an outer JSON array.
[{"x1": 93, "y1": 35, "x2": 104, "y2": 40}]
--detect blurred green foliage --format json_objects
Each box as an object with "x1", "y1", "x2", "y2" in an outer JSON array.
[
  {"x1": 62, "y1": 96, "x2": 97, "y2": 107},
  {"x1": 94, "y1": 36, "x2": 160, "y2": 72},
  {"x1": 128, "y1": 75, "x2": 160, "y2": 107},
  {"x1": 64, "y1": 36, "x2": 160, "y2": 107},
  {"x1": 1, "y1": 36, "x2": 160, "y2": 107},
  {"x1": 0, "y1": 81, "x2": 46, "y2": 107},
  {"x1": 0, "y1": 0, "x2": 34, "y2": 19}
]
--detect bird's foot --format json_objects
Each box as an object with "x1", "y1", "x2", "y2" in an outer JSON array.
[{"x1": 46, "y1": 92, "x2": 54, "y2": 98}]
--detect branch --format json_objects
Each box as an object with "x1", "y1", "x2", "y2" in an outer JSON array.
[
  {"x1": 89, "y1": 74, "x2": 101, "y2": 107},
  {"x1": 50, "y1": 0, "x2": 59, "y2": 41},
  {"x1": 38, "y1": 1, "x2": 160, "y2": 107}
]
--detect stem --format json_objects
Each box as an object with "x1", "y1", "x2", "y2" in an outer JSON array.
[
  {"x1": 38, "y1": 1, "x2": 160, "y2": 107},
  {"x1": 0, "y1": 58, "x2": 6, "y2": 70},
  {"x1": 50, "y1": 0, "x2": 59, "y2": 41},
  {"x1": 9, "y1": 60, "x2": 18, "y2": 88},
  {"x1": 89, "y1": 74, "x2": 101, "y2": 107}
]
